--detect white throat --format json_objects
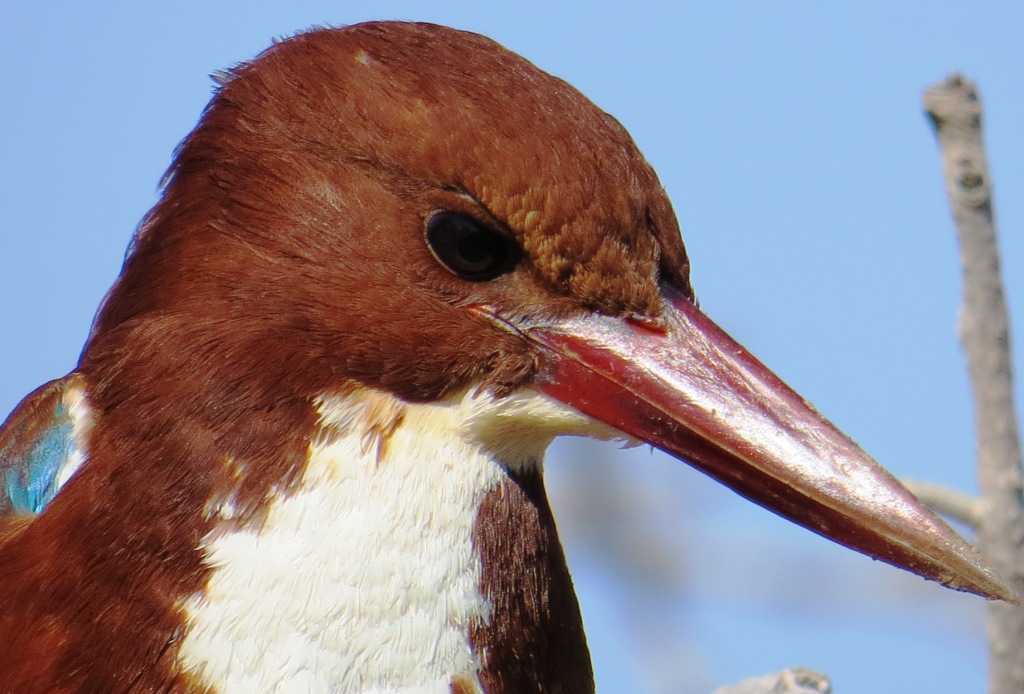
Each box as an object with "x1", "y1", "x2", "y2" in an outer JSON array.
[{"x1": 176, "y1": 386, "x2": 619, "y2": 693}]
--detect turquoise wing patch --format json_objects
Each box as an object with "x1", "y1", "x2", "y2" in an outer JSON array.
[{"x1": 0, "y1": 374, "x2": 90, "y2": 516}]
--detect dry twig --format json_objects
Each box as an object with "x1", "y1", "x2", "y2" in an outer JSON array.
[
  {"x1": 924, "y1": 73, "x2": 1024, "y2": 694},
  {"x1": 711, "y1": 669, "x2": 831, "y2": 694}
]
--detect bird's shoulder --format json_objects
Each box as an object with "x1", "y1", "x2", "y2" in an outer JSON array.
[{"x1": 0, "y1": 373, "x2": 92, "y2": 525}]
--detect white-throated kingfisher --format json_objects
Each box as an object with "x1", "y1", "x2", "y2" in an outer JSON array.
[{"x1": 0, "y1": 21, "x2": 1011, "y2": 694}]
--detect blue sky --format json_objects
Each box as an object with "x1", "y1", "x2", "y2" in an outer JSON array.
[{"x1": 2, "y1": 3, "x2": 1022, "y2": 692}]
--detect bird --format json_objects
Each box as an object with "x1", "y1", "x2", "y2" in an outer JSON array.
[{"x1": 0, "y1": 20, "x2": 1011, "y2": 694}]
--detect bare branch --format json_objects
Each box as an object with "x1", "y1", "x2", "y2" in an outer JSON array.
[
  {"x1": 925, "y1": 73, "x2": 1024, "y2": 694},
  {"x1": 711, "y1": 669, "x2": 831, "y2": 694},
  {"x1": 901, "y1": 478, "x2": 983, "y2": 528}
]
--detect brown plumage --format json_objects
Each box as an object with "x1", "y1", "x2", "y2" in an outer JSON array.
[{"x1": 0, "y1": 22, "x2": 685, "y2": 691}]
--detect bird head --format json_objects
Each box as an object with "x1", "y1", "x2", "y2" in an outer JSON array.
[{"x1": 77, "y1": 22, "x2": 1008, "y2": 602}]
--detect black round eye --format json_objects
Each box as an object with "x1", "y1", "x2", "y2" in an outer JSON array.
[{"x1": 425, "y1": 212, "x2": 519, "y2": 281}]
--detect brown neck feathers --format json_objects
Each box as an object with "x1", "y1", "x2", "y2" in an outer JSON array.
[{"x1": 470, "y1": 466, "x2": 593, "y2": 694}]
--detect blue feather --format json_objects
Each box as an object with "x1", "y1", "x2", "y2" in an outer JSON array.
[{"x1": 0, "y1": 376, "x2": 87, "y2": 516}]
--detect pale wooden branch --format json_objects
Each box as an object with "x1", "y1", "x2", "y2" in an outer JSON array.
[
  {"x1": 901, "y1": 478, "x2": 983, "y2": 528},
  {"x1": 925, "y1": 73, "x2": 1024, "y2": 694},
  {"x1": 711, "y1": 669, "x2": 831, "y2": 694}
]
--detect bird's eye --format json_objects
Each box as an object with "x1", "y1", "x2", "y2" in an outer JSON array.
[{"x1": 425, "y1": 212, "x2": 520, "y2": 281}]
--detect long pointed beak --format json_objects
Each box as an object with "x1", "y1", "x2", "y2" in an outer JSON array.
[{"x1": 473, "y1": 285, "x2": 1014, "y2": 602}]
